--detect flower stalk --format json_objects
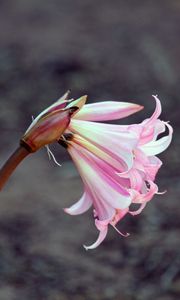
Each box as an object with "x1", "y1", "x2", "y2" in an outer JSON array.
[{"x1": 0, "y1": 146, "x2": 30, "y2": 191}]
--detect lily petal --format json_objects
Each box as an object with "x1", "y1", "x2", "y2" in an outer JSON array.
[
  {"x1": 128, "y1": 169, "x2": 144, "y2": 191},
  {"x1": 153, "y1": 119, "x2": 166, "y2": 141},
  {"x1": 72, "y1": 134, "x2": 129, "y2": 173},
  {"x1": 68, "y1": 143, "x2": 131, "y2": 210},
  {"x1": 84, "y1": 220, "x2": 108, "y2": 250},
  {"x1": 69, "y1": 119, "x2": 138, "y2": 172},
  {"x1": 139, "y1": 123, "x2": 173, "y2": 156},
  {"x1": 144, "y1": 95, "x2": 162, "y2": 127},
  {"x1": 130, "y1": 180, "x2": 158, "y2": 205},
  {"x1": 64, "y1": 190, "x2": 92, "y2": 215},
  {"x1": 145, "y1": 156, "x2": 162, "y2": 181},
  {"x1": 74, "y1": 101, "x2": 143, "y2": 121}
]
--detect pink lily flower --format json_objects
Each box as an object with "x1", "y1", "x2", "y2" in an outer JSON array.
[{"x1": 59, "y1": 95, "x2": 172, "y2": 250}]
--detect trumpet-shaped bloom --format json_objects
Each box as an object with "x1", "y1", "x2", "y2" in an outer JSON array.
[
  {"x1": 60, "y1": 95, "x2": 172, "y2": 250},
  {"x1": 21, "y1": 92, "x2": 86, "y2": 152}
]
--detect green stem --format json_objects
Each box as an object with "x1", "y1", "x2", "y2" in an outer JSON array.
[{"x1": 0, "y1": 146, "x2": 30, "y2": 191}]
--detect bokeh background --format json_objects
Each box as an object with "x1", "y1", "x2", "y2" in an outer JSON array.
[{"x1": 0, "y1": 1, "x2": 179, "y2": 299}]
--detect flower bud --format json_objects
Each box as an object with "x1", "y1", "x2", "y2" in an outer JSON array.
[{"x1": 20, "y1": 93, "x2": 86, "y2": 152}]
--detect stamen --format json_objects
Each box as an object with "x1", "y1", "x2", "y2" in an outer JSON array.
[
  {"x1": 58, "y1": 133, "x2": 74, "y2": 149},
  {"x1": 46, "y1": 145, "x2": 62, "y2": 166},
  {"x1": 112, "y1": 224, "x2": 130, "y2": 237},
  {"x1": 156, "y1": 190, "x2": 167, "y2": 195}
]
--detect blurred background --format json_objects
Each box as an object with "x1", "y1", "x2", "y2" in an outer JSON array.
[{"x1": 0, "y1": 1, "x2": 179, "y2": 299}]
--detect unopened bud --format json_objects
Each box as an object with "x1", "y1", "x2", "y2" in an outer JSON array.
[{"x1": 20, "y1": 93, "x2": 86, "y2": 152}]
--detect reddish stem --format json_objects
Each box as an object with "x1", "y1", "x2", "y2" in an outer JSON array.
[{"x1": 0, "y1": 146, "x2": 30, "y2": 191}]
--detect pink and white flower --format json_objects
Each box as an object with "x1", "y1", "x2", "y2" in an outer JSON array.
[{"x1": 58, "y1": 95, "x2": 172, "y2": 250}]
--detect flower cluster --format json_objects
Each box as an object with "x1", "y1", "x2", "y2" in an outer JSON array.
[{"x1": 58, "y1": 95, "x2": 172, "y2": 250}]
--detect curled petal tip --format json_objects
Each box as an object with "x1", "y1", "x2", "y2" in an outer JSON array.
[
  {"x1": 63, "y1": 192, "x2": 92, "y2": 215},
  {"x1": 83, "y1": 245, "x2": 89, "y2": 251},
  {"x1": 82, "y1": 225, "x2": 108, "y2": 250},
  {"x1": 63, "y1": 207, "x2": 78, "y2": 215}
]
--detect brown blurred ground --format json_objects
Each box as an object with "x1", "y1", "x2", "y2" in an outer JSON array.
[{"x1": 0, "y1": 1, "x2": 180, "y2": 299}]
